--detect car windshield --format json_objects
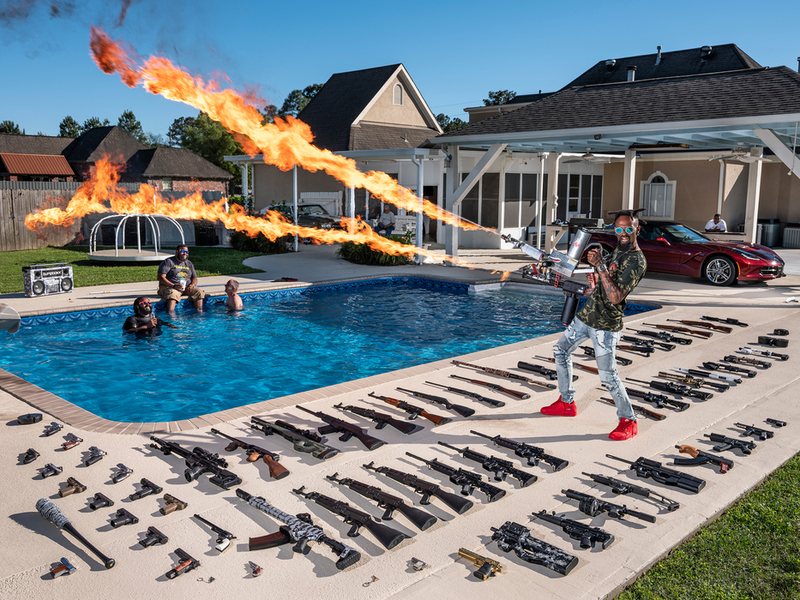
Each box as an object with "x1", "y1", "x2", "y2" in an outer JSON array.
[
  {"x1": 656, "y1": 224, "x2": 710, "y2": 243},
  {"x1": 298, "y1": 205, "x2": 329, "y2": 216}
]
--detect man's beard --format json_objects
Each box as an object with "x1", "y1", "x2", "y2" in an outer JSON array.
[{"x1": 618, "y1": 238, "x2": 632, "y2": 252}]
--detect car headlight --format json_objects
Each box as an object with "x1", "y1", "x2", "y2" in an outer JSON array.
[
  {"x1": 731, "y1": 248, "x2": 763, "y2": 261},
  {"x1": 321, "y1": 222, "x2": 333, "y2": 229}
]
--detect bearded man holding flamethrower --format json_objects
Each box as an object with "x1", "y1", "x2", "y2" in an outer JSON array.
[{"x1": 503, "y1": 210, "x2": 647, "y2": 440}]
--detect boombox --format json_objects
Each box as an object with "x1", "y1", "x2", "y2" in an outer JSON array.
[{"x1": 22, "y1": 263, "x2": 74, "y2": 297}]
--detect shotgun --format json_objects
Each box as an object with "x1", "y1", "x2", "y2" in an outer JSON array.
[
  {"x1": 449, "y1": 374, "x2": 530, "y2": 400},
  {"x1": 530, "y1": 355, "x2": 598, "y2": 375},
  {"x1": 667, "y1": 319, "x2": 732, "y2": 333},
  {"x1": 451, "y1": 360, "x2": 557, "y2": 390},
  {"x1": 643, "y1": 323, "x2": 712, "y2": 338},
  {"x1": 395, "y1": 387, "x2": 475, "y2": 418},
  {"x1": 424, "y1": 381, "x2": 505, "y2": 408}
]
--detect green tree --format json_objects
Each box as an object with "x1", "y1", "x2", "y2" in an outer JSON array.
[
  {"x1": 143, "y1": 132, "x2": 167, "y2": 147},
  {"x1": 117, "y1": 110, "x2": 146, "y2": 143},
  {"x1": 176, "y1": 112, "x2": 242, "y2": 178},
  {"x1": 483, "y1": 90, "x2": 517, "y2": 106},
  {"x1": 59, "y1": 116, "x2": 81, "y2": 137},
  {"x1": 260, "y1": 103, "x2": 278, "y2": 124},
  {"x1": 0, "y1": 121, "x2": 23, "y2": 135},
  {"x1": 436, "y1": 113, "x2": 467, "y2": 133},
  {"x1": 278, "y1": 83, "x2": 323, "y2": 117},
  {"x1": 167, "y1": 116, "x2": 194, "y2": 147},
  {"x1": 82, "y1": 116, "x2": 110, "y2": 131}
]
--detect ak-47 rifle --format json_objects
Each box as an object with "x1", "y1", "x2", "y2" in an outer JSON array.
[
  {"x1": 470, "y1": 430, "x2": 569, "y2": 471},
  {"x1": 644, "y1": 323, "x2": 713, "y2": 338},
  {"x1": 366, "y1": 392, "x2": 451, "y2": 426},
  {"x1": 674, "y1": 445, "x2": 734, "y2": 473},
  {"x1": 580, "y1": 345, "x2": 633, "y2": 365},
  {"x1": 734, "y1": 422, "x2": 774, "y2": 440},
  {"x1": 405, "y1": 452, "x2": 506, "y2": 502},
  {"x1": 723, "y1": 354, "x2": 771, "y2": 369},
  {"x1": 149, "y1": 437, "x2": 242, "y2": 490},
  {"x1": 625, "y1": 386, "x2": 690, "y2": 411},
  {"x1": 702, "y1": 315, "x2": 748, "y2": 327},
  {"x1": 209, "y1": 429, "x2": 289, "y2": 480},
  {"x1": 582, "y1": 471, "x2": 680, "y2": 511},
  {"x1": 599, "y1": 397, "x2": 665, "y2": 421},
  {"x1": 490, "y1": 521, "x2": 578, "y2": 576},
  {"x1": 675, "y1": 367, "x2": 741, "y2": 384},
  {"x1": 620, "y1": 335, "x2": 675, "y2": 351},
  {"x1": 702, "y1": 361, "x2": 757, "y2": 378},
  {"x1": 437, "y1": 441, "x2": 538, "y2": 487},
  {"x1": 703, "y1": 433, "x2": 756, "y2": 455},
  {"x1": 533, "y1": 510, "x2": 615, "y2": 550},
  {"x1": 395, "y1": 387, "x2": 475, "y2": 418},
  {"x1": 657, "y1": 371, "x2": 729, "y2": 393},
  {"x1": 363, "y1": 461, "x2": 474, "y2": 514},
  {"x1": 528, "y1": 355, "x2": 597, "y2": 375},
  {"x1": 561, "y1": 489, "x2": 656, "y2": 523},
  {"x1": 451, "y1": 360, "x2": 557, "y2": 390},
  {"x1": 667, "y1": 319, "x2": 732, "y2": 333},
  {"x1": 627, "y1": 328, "x2": 692, "y2": 346},
  {"x1": 424, "y1": 381, "x2": 505, "y2": 408},
  {"x1": 449, "y1": 374, "x2": 530, "y2": 400},
  {"x1": 296, "y1": 405, "x2": 386, "y2": 451},
  {"x1": 626, "y1": 377, "x2": 713, "y2": 401},
  {"x1": 333, "y1": 403, "x2": 422, "y2": 435},
  {"x1": 605, "y1": 454, "x2": 706, "y2": 493},
  {"x1": 250, "y1": 416, "x2": 340, "y2": 460}
]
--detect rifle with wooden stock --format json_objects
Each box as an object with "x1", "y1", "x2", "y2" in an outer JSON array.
[
  {"x1": 599, "y1": 397, "x2": 665, "y2": 421},
  {"x1": 296, "y1": 405, "x2": 386, "y2": 451},
  {"x1": 209, "y1": 429, "x2": 289, "y2": 480},
  {"x1": 529, "y1": 355, "x2": 598, "y2": 375},
  {"x1": 333, "y1": 403, "x2": 422, "y2": 435},
  {"x1": 644, "y1": 323, "x2": 713, "y2": 338},
  {"x1": 451, "y1": 360, "x2": 557, "y2": 390},
  {"x1": 366, "y1": 392, "x2": 451, "y2": 426},
  {"x1": 667, "y1": 319, "x2": 732, "y2": 333},
  {"x1": 395, "y1": 387, "x2": 475, "y2": 418},
  {"x1": 424, "y1": 381, "x2": 505, "y2": 408},
  {"x1": 448, "y1": 374, "x2": 530, "y2": 400}
]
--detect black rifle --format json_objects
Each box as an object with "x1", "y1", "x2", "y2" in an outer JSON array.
[
  {"x1": 490, "y1": 521, "x2": 578, "y2": 576},
  {"x1": 702, "y1": 315, "x2": 748, "y2": 327},
  {"x1": 627, "y1": 328, "x2": 692, "y2": 345},
  {"x1": 326, "y1": 473, "x2": 437, "y2": 531},
  {"x1": 513, "y1": 361, "x2": 558, "y2": 380},
  {"x1": 617, "y1": 344, "x2": 654, "y2": 357},
  {"x1": 149, "y1": 437, "x2": 242, "y2": 490},
  {"x1": 405, "y1": 452, "x2": 506, "y2": 502},
  {"x1": 192, "y1": 514, "x2": 236, "y2": 552},
  {"x1": 702, "y1": 361, "x2": 756, "y2": 378},
  {"x1": 527, "y1": 357, "x2": 588, "y2": 376},
  {"x1": 334, "y1": 403, "x2": 422, "y2": 435},
  {"x1": 704, "y1": 433, "x2": 757, "y2": 455},
  {"x1": 449, "y1": 374, "x2": 531, "y2": 400},
  {"x1": 292, "y1": 486, "x2": 406, "y2": 550},
  {"x1": 561, "y1": 489, "x2": 656, "y2": 523},
  {"x1": 738, "y1": 347, "x2": 789, "y2": 361},
  {"x1": 451, "y1": 360, "x2": 557, "y2": 390},
  {"x1": 424, "y1": 381, "x2": 505, "y2": 408},
  {"x1": 606, "y1": 454, "x2": 706, "y2": 493},
  {"x1": 395, "y1": 387, "x2": 475, "y2": 418},
  {"x1": 533, "y1": 510, "x2": 615, "y2": 549},
  {"x1": 644, "y1": 322, "x2": 712, "y2": 338},
  {"x1": 250, "y1": 416, "x2": 339, "y2": 460},
  {"x1": 620, "y1": 335, "x2": 675, "y2": 352},
  {"x1": 210, "y1": 429, "x2": 289, "y2": 480},
  {"x1": 367, "y1": 392, "x2": 451, "y2": 426},
  {"x1": 582, "y1": 472, "x2": 680, "y2": 511},
  {"x1": 676, "y1": 367, "x2": 741, "y2": 384},
  {"x1": 626, "y1": 377, "x2": 713, "y2": 401},
  {"x1": 296, "y1": 405, "x2": 386, "y2": 451},
  {"x1": 437, "y1": 441, "x2": 537, "y2": 487},
  {"x1": 734, "y1": 422, "x2": 774, "y2": 440},
  {"x1": 674, "y1": 445, "x2": 734, "y2": 474},
  {"x1": 580, "y1": 345, "x2": 632, "y2": 366},
  {"x1": 599, "y1": 397, "x2": 665, "y2": 421},
  {"x1": 658, "y1": 371, "x2": 729, "y2": 393},
  {"x1": 470, "y1": 430, "x2": 569, "y2": 472},
  {"x1": 363, "y1": 461, "x2": 474, "y2": 514},
  {"x1": 766, "y1": 418, "x2": 787, "y2": 427},
  {"x1": 625, "y1": 386, "x2": 689, "y2": 411},
  {"x1": 723, "y1": 354, "x2": 771, "y2": 369}
]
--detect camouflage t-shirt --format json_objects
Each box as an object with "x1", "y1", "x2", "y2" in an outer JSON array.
[{"x1": 576, "y1": 247, "x2": 647, "y2": 332}]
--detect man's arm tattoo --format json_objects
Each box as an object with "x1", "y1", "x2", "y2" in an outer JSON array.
[{"x1": 596, "y1": 266, "x2": 630, "y2": 305}]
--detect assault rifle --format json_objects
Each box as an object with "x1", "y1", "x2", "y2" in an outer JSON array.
[
  {"x1": 533, "y1": 510, "x2": 615, "y2": 550},
  {"x1": 396, "y1": 387, "x2": 475, "y2": 417},
  {"x1": 451, "y1": 360, "x2": 557, "y2": 390},
  {"x1": 675, "y1": 367, "x2": 741, "y2": 384},
  {"x1": 326, "y1": 473, "x2": 437, "y2": 531},
  {"x1": 333, "y1": 403, "x2": 422, "y2": 435},
  {"x1": 734, "y1": 422, "x2": 774, "y2": 440},
  {"x1": 627, "y1": 328, "x2": 692, "y2": 345},
  {"x1": 625, "y1": 386, "x2": 689, "y2": 411},
  {"x1": 599, "y1": 397, "x2": 665, "y2": 421},
  {"x1": 296, "y1": 405, "x2": 386, "y2": 451},
  {"x1": 437, "y1": 441, "x2": 538, "y2": 487},
  {"x1": 292, "y1": 486, "x2": 406, "y2": 550},
  {"x1": 618, "y1": 344, "x2": 654, "y2": 357},
  {"x1": 424, "y1": 381, "x2": 505, "y2": 408},
  {"x1": 366, "y1": 393, "x2": 451, "y2": 426},
  {"x1": 657, "y1": 371, "x2": 729, "y2": 393},
  {"x1": 723, "y1": 354, "x2": 771, "y2": 369},
  {"x1": 250, "y1": 416, "x2": 339, "y2": 460},
  {"x1": 528, "y1": 356, "x2": 594, "y2": 376},
  {"x1": 149, "y1": 437, "x2": 242, "y2": 490},
  {"x1": 738, "y1": 347, "x2": 789, "y2": 361},
  {"x1": 702, "y1": 361, "x2": 756, "y2": 378},
  {"x1": 210, "y1": 429, "x2": 289, "y2": 480},
  {"x1": 580, "y1": 345, "x2": 633, "y2": 365},
  {"x1": 490, "y1": 521, "x2": 578, "y2": 576},
  {"x1": 703, "y1": 433, "x2": 757, "y2": 455},
  {"x1": 449, "y1": 374, "x2": 530, "y2": 400},
  {"x1": 702, "y1": 315, "x2": 748, "y2": 327},
  {"x1": 405, "y1": 452, "x2": 506, "y2": 502},
  {"x1": 363, "y1": 461, "x2": 474, "y2": 514},
  {"x1": 620, "y1": 335, "x2": 675, "y2": 352},
  {"x1": 626, "y1": 377, "x2": 713, "y2": 401},
  {"x1": 606, "y1": 454, "x2": 706, "y2": 493},
  {"x1": 674, "y1": 445, "x2": 734, "y2": 473},
  {"x1": 644, "y1": 322, "x2": 712, "y2": 338},
  {"x1": 470, "y1": 430, "x2": 569, "y2": 471},
  {"x1": 582, "y1": 471, "x2": 680, "y2": 511},
  {"x1": 667, "y1": 319, "x2": 732, "y2": 333},
  {"x1": 561, "y1": 489, "x2": 656, "y2": 523},
  {"x1": 235, "y1": 488, "x2": 361, "y2": 570}
]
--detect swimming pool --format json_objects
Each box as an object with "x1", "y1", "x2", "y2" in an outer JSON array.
[{"x1": 0, "y1": 278, "x2": 653, "y2": 422}]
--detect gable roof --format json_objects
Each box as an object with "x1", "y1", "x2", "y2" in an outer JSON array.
[
  {"x1": 0, "y1": 134, "x2": 74, "y2": 155},
  {"x1": 127, "y1": 147, "x2": 233, "y2": 179},
  {"x1": 66, "y1": 126, "x2": 148, "y2": 163}
]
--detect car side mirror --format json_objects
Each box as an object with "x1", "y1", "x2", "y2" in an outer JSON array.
[{"x1": 655, "y1": 237, "x2": 670, "y2": 245}]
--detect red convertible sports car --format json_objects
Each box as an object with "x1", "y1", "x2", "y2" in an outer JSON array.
[{"x1": 586, "y1": 221, "x2": 785, "y2": 286}]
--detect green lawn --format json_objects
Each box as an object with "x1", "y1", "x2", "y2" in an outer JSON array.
[
  {"x1": 617, "y1": 452, "x2": 800, "y2": 600},
  {"x1": 0, "y1": 246, "x2": 264, "y2": 294}
]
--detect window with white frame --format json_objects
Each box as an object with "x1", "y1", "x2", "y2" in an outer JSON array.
[
  {"x1": 393, "y1": 83, "x2": 404, "y2": 106},
  {"x1": 640, "y1": 171, "x2": 675, "y2": 220}
]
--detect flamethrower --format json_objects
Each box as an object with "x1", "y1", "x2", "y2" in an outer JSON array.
[{"x1": 500, "y1": 230, "x2": 597, "y2": 325}]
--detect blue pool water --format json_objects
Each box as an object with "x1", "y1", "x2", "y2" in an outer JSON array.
[{"x1": 0, "y1": 278, "x2": 653, "y2": 422}]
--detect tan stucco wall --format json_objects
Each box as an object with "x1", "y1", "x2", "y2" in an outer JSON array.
[
  {"x1": 760, "y1": 163, "x2": 800, "y2": 224},
  {"x1": 362, "y1": 76, "x2": 428, "y2": 127},
  {"x1": 252, "y1": 165, "x2": 344, "y2": 212}
]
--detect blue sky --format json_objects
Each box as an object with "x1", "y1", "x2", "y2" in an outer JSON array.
[{"x1": 2, "y1": 0, "x2": 800, "y2": 139}]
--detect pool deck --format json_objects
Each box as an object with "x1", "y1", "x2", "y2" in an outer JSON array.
[{"x1": 2, "y1": 244, "x2": 800, "y2": 600}]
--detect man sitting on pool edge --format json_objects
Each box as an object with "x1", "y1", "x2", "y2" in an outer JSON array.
[
  {"x1": 123, "y1": 297, "x2": 177, "y2": 335},
  {"x1": 157, "y1": 245, "x2": 205, "y2": 314}
]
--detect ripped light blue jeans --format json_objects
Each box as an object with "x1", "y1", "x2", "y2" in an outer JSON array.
[{"x1": 553, "y1": 316, "x2": 636, "y2": 421}]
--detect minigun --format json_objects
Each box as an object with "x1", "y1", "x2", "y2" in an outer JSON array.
[{"x1": 501, "y1": 229, "x2": 595, "y2": 326}]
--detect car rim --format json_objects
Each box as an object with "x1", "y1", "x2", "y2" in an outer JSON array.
[{"x1": 706, "y1": 258, "x2": 733, "y2": 284}]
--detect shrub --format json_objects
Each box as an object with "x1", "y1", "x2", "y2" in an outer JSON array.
[
  {"x1": 337, "y1": 231, "x2": 414, "y2": 266},
  {"x1": 229, "y1": 229, "x2": 293, "y2": 254}
]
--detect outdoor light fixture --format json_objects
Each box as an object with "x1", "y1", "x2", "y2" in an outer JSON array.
[{"x1": 594, "y1": 134, "x2": 602, "y2": 140}]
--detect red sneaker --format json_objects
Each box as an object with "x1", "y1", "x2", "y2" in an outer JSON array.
[
  {"x1": 540, "y1": 397, "x2": 577, "y2": 417},
  {"x1": 609, "y1": 418, "x2": 638, "y2": 440}
]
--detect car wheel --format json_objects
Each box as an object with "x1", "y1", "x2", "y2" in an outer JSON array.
[{"x1": 703, "y1": 255, "x2": 737, "y2": 286}]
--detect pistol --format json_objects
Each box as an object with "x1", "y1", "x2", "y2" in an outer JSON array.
[{"x1": 457, "y1": 548, "x2": 504, "y2": 580}]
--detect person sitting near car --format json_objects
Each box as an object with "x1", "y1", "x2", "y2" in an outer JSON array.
[
  {"x1": 123, "y1": 297, "x2": 177, "y2": 335},
  {"x1": 373, "y1": 205, "x2": 396, "y2": 237},
  {"x1": 705, "y1": 214, "x2": 727, "y2": 232},
  {"x1": 156, "y1": 245, "x2": 205, "y2": 314}
]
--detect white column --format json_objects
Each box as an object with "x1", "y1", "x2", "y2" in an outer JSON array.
[
  {"x1": 743, "y1": 148, "x2": 764, "y2": 244},
  {"x1": 621, "y1": 149, "x2": 637, "y2": 210},
  {"x1": 240, "y1": 164, "x2": 249, "y2": 212},
  {"x1": 349, "y1": 185, "x2": 356, "y2": 235},
  {"x1": 445, "y1": 145, "x2": 460, "y2": 259},
  {"x1": 546, "y1": 152, "x2": 560, "y2": 223},
  {"x1": 416, "y1": 156, "x2": 424, "y2": 256},
  {"x1": 537, "y1": 153, "x2": 546, "y2": 248},
  {"x1": 717, "y1": 159, "x2": 725, "y2": 216},
  {"x1": 292, "y1": 165, "x2": 298, "y2": 252}
]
